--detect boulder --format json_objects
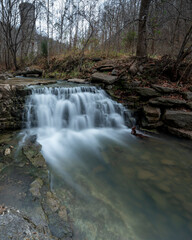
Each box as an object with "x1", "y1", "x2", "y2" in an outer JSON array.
[
  {"x1": 68, "y1": 78, "x2": 87, "y2": 83},
  {"x1": 151, "y1": 84, "x2": 177, "y2": 94},
  {"x1": 15, "y1": 68, "x2": 43, "y2": 78},
  {"x1": 91, "y1": 72, "x2": 118, "y2": 85},
  {"x1": 143, "y1": 105, "x2": 161, "y2": 123},
  {"x1": 135, "y1": 87, "x2": 160, "y2": 98},
  {"x1": 182, "y1": 92, "x2": 192, "y2": 101},
  {"x1": 111, "y1": 69, "x2": 118, "y2": 76},
  {"x1": 149, "y1": 97, "x2": 186, "y2": 108},
  {"x1": 163, "y1": 110, "x2": 192, "y2": 130}
]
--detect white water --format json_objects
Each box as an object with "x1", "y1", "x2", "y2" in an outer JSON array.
[{"x1": 25, "y1": 85, "x2": 134, "y2": 182}]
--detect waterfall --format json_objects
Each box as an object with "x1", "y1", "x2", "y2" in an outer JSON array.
[
  {"x1": 25, "y1": 86, "x2": 133, "y2": 130},
  {"x1": 24, "y1": 85, "x2": 134, "y2": 181}
]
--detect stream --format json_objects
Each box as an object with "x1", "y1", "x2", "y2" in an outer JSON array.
[{"x1": 1, "y1": 82, "x2": 192, "y2": 240}]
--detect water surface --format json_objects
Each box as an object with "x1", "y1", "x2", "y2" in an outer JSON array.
[{"x1": 23, "y1": 83, "x2": 192, "y2": 240}]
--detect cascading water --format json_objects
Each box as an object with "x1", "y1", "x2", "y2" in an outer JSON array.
[
  {"x1": 24, "y1": 84, "x2": 134, "y2": 185},
  {"x1": 25, "y1": 86, "x2": 133, "y2": 130}
]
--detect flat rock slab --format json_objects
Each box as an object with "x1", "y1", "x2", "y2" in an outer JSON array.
[
  {"x1": 0, "y1": 208, "x2": 54, "y2": 240},
  {"x1": 149, "y1": 97, "x2": 186, "y2": 108},
  {"x1": 135, "y1": 87, "x2": 160, "y2": 98},
  {"x1": 91, "y1": 72, "x2": 118, "y2": 85},
  {"x1": 68, "y1": 78, "x2": 87, "y2": 83},
  {"x1": 163, "y1": 110, "x2": 192, "y2": 130},
  {"x1": 15, "y1": 69, "x2": 43, "y2": 77},
  {"x1": 151, "y1": 84, "x2": 178, "y2": 94},
  {"x1": 0, "y1": 78, "x2": 57, "y2": 86}
]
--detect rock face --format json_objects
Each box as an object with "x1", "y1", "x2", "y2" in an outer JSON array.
[
  {"x1": 143, "y1": 105, "x2": 161, "y2": 123},
  {"x1": 0, "y1": 84, "x2": 30, "y2": 131},
  {"x1": 163, "y1": 110, "x2": 192, "y2": 130},
  {"x1": 91, "y1": 72, "x2": 118, "y2": 85},
  {"x1": 149, "y1": 97, "x2": 186, "y2": 108},
  {"x1": 15, "y1": 68, "x2": 43, "y2": 78},
  {"x1": 0, "y1": 207, "x2": 54, "y2": 240}
]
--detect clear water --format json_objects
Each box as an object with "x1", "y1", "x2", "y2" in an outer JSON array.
[{"x1": 24, "y1": 84, "x2": 192, "y2": 240}]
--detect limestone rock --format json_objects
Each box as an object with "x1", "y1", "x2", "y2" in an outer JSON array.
[
  {"x1": 4, "y1": 148, "x2": 11, "y2": 156},
  {"x1": 143, "y1": 105, "x2": 161, "y2": 123},
  {"x1": 68, "y1": 78, "x2": 87, "y2": 83},
  {"x1": 151, "y1": 84, "x2": 177, "y2": 94},
  {"x1": 22, "y1": 138, "x2": 46, "y2": 168},
  {"x1": 149, "y1": 97, "x2": 186, "y2": 108},
  {"x1": 15, "y1": 68, "x2": 43, "y2": 78},
  {"x1": 96, "y1": 65, "x2": 114, "y2": 72},
  {"x1": 46, "y1": 192, "x2": 60, "y2": 212},
  {"x1": 141, "y1": 118, "x2": 163, "y2": 129},
  {"x1": 30, "y1": 178, "x2": 43, "y2": 197},
  {"x1": 135, "y1": 87, "x2": 160, "y2": 98},
  {"x1": 0, "y1": 207, "x2": 54, "y2": 240},
  {"x1": 163, "y1": 110, "x2": 192, "y2": 130},
  {"x1": 91, "y1": 72, "x2": 118, "y2": 85}
]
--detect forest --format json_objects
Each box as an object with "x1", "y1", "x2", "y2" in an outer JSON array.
[{"x1": 0, "y1": 0, "x2": 192, "y2": 74}]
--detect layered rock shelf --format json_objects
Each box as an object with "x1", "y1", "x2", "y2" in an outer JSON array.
[
  {"x1": 91, "y1": 69, "x2": 192, "y2": 140},
  {"x1": 0, "y1": 78, "x2": 57, "y2": 132}
]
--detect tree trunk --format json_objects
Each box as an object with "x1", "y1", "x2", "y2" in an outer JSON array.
[{"x1": 136, "y1": 0, "x2": 151, "y2": 57}]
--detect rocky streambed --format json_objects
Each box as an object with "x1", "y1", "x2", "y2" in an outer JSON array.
[{"x1": 0, "y1": 132, "x2": 72, "y2": 240}]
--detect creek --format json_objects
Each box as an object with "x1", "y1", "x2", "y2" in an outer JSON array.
[{"x1": 16, "y1": 82, "x2": 192, "y2": 239}]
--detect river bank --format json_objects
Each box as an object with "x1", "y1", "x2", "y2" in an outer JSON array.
[
  {"x1": 0, "y1": 131, "x2": 73, "y2": 239},
  {"x1": 1, "y1": 57, "x2": 192, "y2": 140}
]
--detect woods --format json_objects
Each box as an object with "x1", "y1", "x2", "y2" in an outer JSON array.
[{"x1": 0, "y1": 0, "x2": 191, "y2": 70}]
